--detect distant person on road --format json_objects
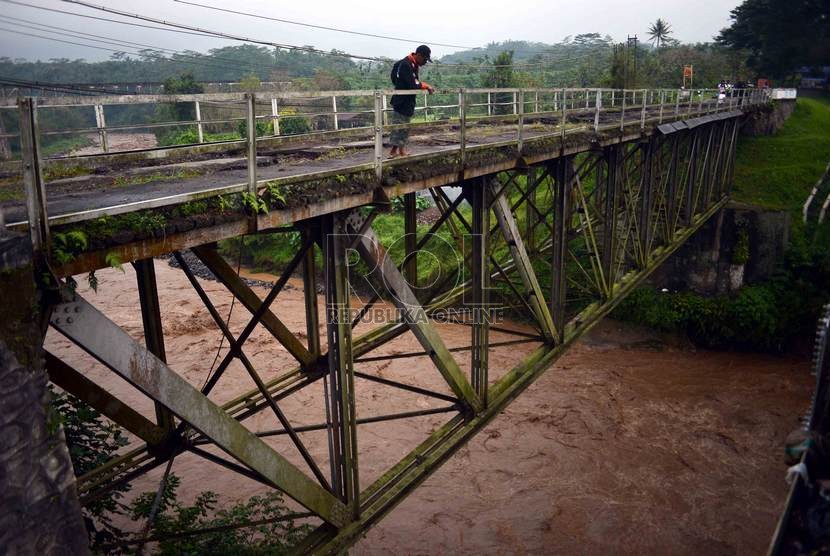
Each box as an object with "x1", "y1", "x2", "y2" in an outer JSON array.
[{"x1": 389, "y1": 45, "x2": 435, "y2": 158}]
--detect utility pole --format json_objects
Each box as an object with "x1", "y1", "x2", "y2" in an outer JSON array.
[{"x1": 626, "y1": 35, "x2": 638, "y2": 89}]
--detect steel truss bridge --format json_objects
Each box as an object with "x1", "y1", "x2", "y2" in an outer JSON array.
[{"x1": 2, "y1": 86, "x2": 770, "y2": 553}]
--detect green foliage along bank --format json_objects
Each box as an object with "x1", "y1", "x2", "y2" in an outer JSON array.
[
  {"x1": 732, "y1": 95, "x2": 830, "y2": 213},
  {"x1": 614, "y1": 94, "x2": 830, "y2": 352}
]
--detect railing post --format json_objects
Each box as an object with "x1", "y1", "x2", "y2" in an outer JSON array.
[
  {"x1": 245, "y1": 92, "x2": 257, "y2": 195},
  {"x1": 611, "y1": 89, "x2": 615, "y2": 107},
  {"x1": 554, "y1": 90, "x2": 559, "y2": 112},
  {"x1": 487, "y1": 92, "x2": 491, "y2": 116},
  {"x1": 698, "y1": 90, "x2": 704, "y2": 115},
  {"x1": 459, "y1": 88, "x2": 467, "y2": 169},
  {"x1": 675, "y1": 89, "x2": 681, "y2": 117},
  {"x1": 534, "y1": 90, "x2": 539, "y2": 114},
  {"x1": 585, "y1": 89, "x2": 590, "y2": 110},
  {"x1": 271, "y1": 97, "x2": 280, "y2": 136},
  {"x1": 594, "y1": 88, "x2": 602, "y2": 132},
  {"x1": 517, "y1": 89, "x2": 524, "y2": 154},
  {"x1": 640, "y1": 89, "x2": 647, "y2": 129},
  {"x1": 382, "y1": 94, "x2": 388, "y2": 126},
  {"x1": 512, "y1": 91, "x2": 517, "y2": 115},
  {"x1": 94, "y1": 103, "x2": 108, "y2": 153},
  {"x1": 620, "y1": 89, "x2": 626, "y2": 131},
  {"x1": 374, "y1": 91, "x2": 383, "y2": 182},
  {"x1": 658, "y1": 90, "x2": 665, "y2": 123},
  {"x1": 332, "y1": 95, "x2": 339, "y2": 131},
  {"x1": 195, "y1": 100, "x2": 204, "y2": 143},
  {"x1": 423, "y1": 90, "x2": 429, "y2": 120},
  {"x1": 560, "y1": 88, "x2": 567, "y2": 140},
  {"x1": 18, "y1": 97, "x2": 49, "y2": 253}
]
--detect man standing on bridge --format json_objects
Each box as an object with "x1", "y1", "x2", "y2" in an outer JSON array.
[{"x1": 389, "y1": 45, "x2": 435, "y2": 158}]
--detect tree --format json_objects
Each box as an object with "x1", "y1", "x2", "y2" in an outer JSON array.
[
  {"x1": 156, "y1": 71, "x2": 205, "y2": 144},
  {"x1": 238, "y1": 73, "x2": 261, "y2": 92},
  {"x1": 606, "y1": 43, "x2": 627, "y2": 88},
  {"x1": 482, "y1": 51, "x2": 516, "y2": 115},
  {"x1": 717, "y1": 0, "x2": 830, "y2": 79},
  {"x1": 648, "y1": 18, "x2": 673, "y2": 48}
]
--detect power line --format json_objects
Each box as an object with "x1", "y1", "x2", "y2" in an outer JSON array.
[
  {"x1": 61, "y1": 0, "x2": 388, "y2": 62},
  {"x1": 0, "y1": 26, "x2": 261, "y2": 75},
  {"x1": 0, "y1": 0, "x2": 218, "y2": 39},
  {"x1": 173, "y1": 0, "x2": 474, "y2": 50},
  {"x1": 59, "y1": 0, "x2": 555, "y2": 69},
  {"x1": 2, "y1": 0, "x2": 595, "y2": 73},
  {"x1": 0, "y1": 15, "x2": 267, "y2": 75}
]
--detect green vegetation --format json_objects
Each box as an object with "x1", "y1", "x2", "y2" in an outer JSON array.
[
  {"x1": 732, "y1": 96, "x2": 830, "y2": 212},
  {"x1": 80, "y1": 211, "x2": 168, "y2": 239},
  {"x1": 44, "y1": 165, "x2": 91, "y2": 181},
  {"x1": 51, "y1": 230, "x2": 88, "y2": 265},
  {"x1": 612, "y1": 243, "x2": 830, "y2": 351},
  {"x1": 717, "y1": 0, "x2": 829, "y2": 80},
  {"x1": 130, "y1": 476, "x2": 312, "y2": 555},
  {"x1": 390, "y1": 195, "x2": 430, "y2": 212},
  {"x1": 50, "y1": 387, "x2": 311, "y2": 552},
  {"x1": 40, "y1": 135, "x2": 95, "y2": 157},
  {"x1": 50, "y1": 386, "x2": 129, "y2": 546},
  {"x1": 156, "y1": 129, "x2": 240, "y2": 147},
  {"x1": 615, "y1": 93, "x2": 830, "y2": 351},
  {"x1": 112, "y1": 168, "x2": 201, "y2": 188},
  {"x1": 0, "y1": 184, "x2": 24, "y2": 202},
  {"x1": 219, "y1": 199, "x2": 457, "y2": 287},
  {"x1": 241, "y1": 191, "x2": 268, "y2": 215}
]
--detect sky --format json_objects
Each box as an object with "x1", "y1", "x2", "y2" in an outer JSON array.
[{"x1": 0, "y1": 0, "x2": 743, "y2": 64}]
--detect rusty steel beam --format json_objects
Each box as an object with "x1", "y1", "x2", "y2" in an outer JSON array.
[
  {"x1": 45, "y1": 351, "x2": 165, "y2": 446},
  {"x1": 348, "y1": 215, "x2": 482, "y2": 414},
  {"x1": 465, "y1": 178, "x2": 490, "y2": 402},
  {"x1": 190, "y1": 244, "x2": 315, "y2": 369},
  {"x1": 322, "y1": 213, "x2": 360, "y2": 519},
  {"x1": 489, "y1": 178, "x2": 557, "y2": 342},
  {"x1": 133, "y1": 258, "x2": 175, "y2": 434},
  {"x1": 49, "y1": 292, "x2": 349, "y2": 527}
]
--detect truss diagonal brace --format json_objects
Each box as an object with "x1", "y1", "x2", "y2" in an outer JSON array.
[
  {"x1": 349, "y1": 223, "x2": 482, "y2": 414},
  {"x1": 49, "y1": 293, "x2": 349, "y2": 527},
  {"x1": 488, "y1": 180, "x2": 557, "y2": 343},
  {"x1": 191, "y1": 245, "x2": 315, "y2": 370},
  {"x1": 45, "y1": 351, "x2": 166, "y2": 446}
]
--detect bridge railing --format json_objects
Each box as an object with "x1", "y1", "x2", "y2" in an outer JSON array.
[
  {"x1": 0, "y1": 86, "x2": 769, "y2": 158},
  {"x1": 2, "y1": 86, "x2": 772, "y2": 242}
]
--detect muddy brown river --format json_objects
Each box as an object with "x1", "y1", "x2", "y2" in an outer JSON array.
[{"x1": 45, "y1": 262, "x2": 812, "y2": 554}]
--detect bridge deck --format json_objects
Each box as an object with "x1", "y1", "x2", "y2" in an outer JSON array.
[{"x1": 2, "y1": 86, "x2": 758, "y2": 277}]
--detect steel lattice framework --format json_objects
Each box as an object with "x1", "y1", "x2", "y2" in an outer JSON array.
[{"x1": 7, "y1": 88, "x2": 749, "y2": 553}]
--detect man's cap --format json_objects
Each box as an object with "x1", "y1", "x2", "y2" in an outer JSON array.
[{"x1": 415, "y1": 45, "x2": 432, "y2": 62}]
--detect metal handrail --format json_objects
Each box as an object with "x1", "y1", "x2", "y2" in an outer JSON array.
[{"x1": 4, "y1": 87, "x2": 776, "y2": 243}]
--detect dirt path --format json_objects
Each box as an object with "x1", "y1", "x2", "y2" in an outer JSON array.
[
  {"x1": 44, "y1": 262, "x2": 811, "y2": 554},
  {"x1": 70, "y1": 132, "x2": 158, "y2": 156}
]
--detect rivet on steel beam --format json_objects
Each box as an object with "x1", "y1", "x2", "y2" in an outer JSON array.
[{"x1": 66, "y1": 317, "x2": 73, "y2": 324}]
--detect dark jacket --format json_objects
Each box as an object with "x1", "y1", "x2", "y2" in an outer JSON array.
[{"x1": 390, "y1": 54, "x2": 428, "y2": 117}]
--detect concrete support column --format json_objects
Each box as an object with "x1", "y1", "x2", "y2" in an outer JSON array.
[{"x1": 0, "y1": 230, "x2": 88, "y2": 554}]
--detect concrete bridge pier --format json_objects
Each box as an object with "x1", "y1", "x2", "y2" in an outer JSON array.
[{"x1": 0, "y1": 224, "x2": 88, "y2": 555}]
